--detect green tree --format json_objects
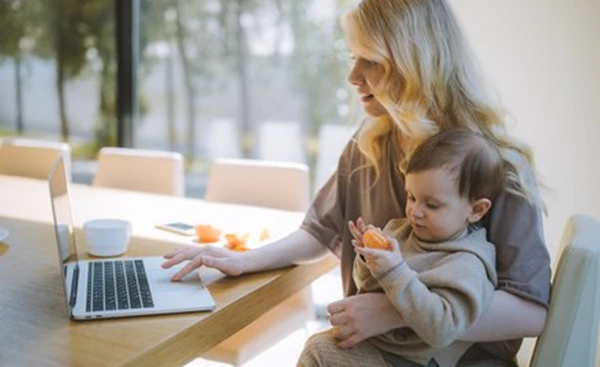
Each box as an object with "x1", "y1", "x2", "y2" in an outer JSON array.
[
  {"x1": 30, "y1": 0, "x2": 96, "y2": 142},
  {"x1": 0, "y1": 0, "x2": 30, "y2": 134},
  {"x1": 286, "y1": 0, "x2": 354, "y2": 164}
]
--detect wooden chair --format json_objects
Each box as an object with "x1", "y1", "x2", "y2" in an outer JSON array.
[
  {"x1": 202, "y1": 157, "x2": 314, "y2": 366},
  {"x1": 0, "y1": 138, "x2": 71, "y2": 181},
  {"x1": 525, "y1": 214, "x2": 600, "y2": 367},
  {"x1": 92, "y1": 147, "x2": 184, "y2": 196}
]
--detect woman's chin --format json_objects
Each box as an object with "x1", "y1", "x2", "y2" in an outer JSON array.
[{"x1": 361, "y1": 101, "x2": 388, "y2": 117}]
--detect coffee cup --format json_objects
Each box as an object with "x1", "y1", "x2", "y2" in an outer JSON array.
[{"x1": 83, "y1": 219, "x2": 131, "y2": 257}]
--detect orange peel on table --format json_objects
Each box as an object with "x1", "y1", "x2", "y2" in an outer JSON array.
[
  {"x1": 362, "y1": 229, "x2": 392, "y2": 250},
  {"x1": 195, "y1": 224, "x2": 222, "y2": 243},
  {"x1": 224, "y1": 233, "x2": 250, "y2": 252},
  {"x1": 258, "y1": 227, "x2": 270, "y2": 241}
]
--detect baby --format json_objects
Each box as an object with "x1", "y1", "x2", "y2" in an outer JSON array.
[{"x1": 349, "y1": 128, "x2": 505, "y2": 367}]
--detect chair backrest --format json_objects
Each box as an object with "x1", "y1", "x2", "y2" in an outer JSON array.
[
  {"x1": 313, "y1": 124, "x2": 355, "y2": 194},
  {"x1": 0, "y1": 138, "x2": 72, "y2": 181},
  {"x1": 256, "y1": 121, "x2": 306, "y2": 164},
  {"x1": 93, "y1": 147, "x2": 185, "y2": 196},
  {"x1": 529, "y1": 214, "x2": 600, "y2": 367},
  {"x1": 205, "y1": 158, "x2": 310, "y2": 211}
]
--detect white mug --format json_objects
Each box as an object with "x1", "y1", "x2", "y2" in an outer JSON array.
[{"x1": 83, "y1": 219, "x2": 131, "y2": 257}]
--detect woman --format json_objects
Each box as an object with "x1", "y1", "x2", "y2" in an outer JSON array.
[{"x1": 163, "y1": 0, "x2": 550, "y2": 365}]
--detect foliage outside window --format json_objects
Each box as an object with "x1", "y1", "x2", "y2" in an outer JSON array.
[{"x1": 0, "y1": 0, "x2": 360, "y2": 193}]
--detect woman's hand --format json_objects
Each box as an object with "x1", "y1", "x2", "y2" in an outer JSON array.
[
  {"x1": 162, "y1": 245, "x2": 247, "y2": 280},
  {"x1": 327, "y1": 293, "x2": 405, "y2": 348}
]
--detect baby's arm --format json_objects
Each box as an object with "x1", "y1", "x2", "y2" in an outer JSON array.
[{"x1": 376, "y1": 254, "x2": 495, "y2": 348}]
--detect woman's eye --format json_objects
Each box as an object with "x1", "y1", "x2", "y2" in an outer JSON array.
[
  {"x1": 407, "y1": 195, "x2": 415, "y2": 202},
  {"x1": 363, "y1": 59, "x2": 377, "y2": 67},
  {"x1": 426, "y1": 203, "x2": 440, "y2": 210}
]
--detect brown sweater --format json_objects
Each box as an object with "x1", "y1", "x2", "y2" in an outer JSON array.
[
  {"x1": 301, "y1": 128, "x2": 551, "y2": 363},
  {"x1": 354, "y1": 219, "x2": 497, "y2": 367}
]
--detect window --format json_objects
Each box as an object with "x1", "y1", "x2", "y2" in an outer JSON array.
[
  {"x1": 0, "y1": 0, "x2": 117, "y2": 161},
  {"x1": 0, "y1": 0, "x2": 358, "y2": 196}
]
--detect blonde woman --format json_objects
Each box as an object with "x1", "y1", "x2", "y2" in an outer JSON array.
[{"x1": 163, "y1": 0, "x2": 550, "y2": 365}]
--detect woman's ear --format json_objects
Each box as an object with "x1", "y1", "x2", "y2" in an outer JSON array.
[{"x1": 468, "y1": 198, "x2": 492, "y2": 223}]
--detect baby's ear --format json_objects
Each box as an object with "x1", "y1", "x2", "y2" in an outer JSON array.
[{"x1": 468, "y1": 198, "x2": 492, "y2": 223}]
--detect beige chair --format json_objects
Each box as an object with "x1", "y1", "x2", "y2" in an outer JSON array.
[
  {"x1": 205, "y1": 158, "x2": 310, "y2": 212},
  {"x1": 202, "y1": 157, "x2": 314, "y2": 366},
  {"x1": 0, "y1": 138, "x2": 71, "y2": 181},
  {"x1": 526, "y1": 214, "x2": 600, "y2": 367},
  {"x1": 93, "y1": 147, "x2": 184, "y2": 196}
]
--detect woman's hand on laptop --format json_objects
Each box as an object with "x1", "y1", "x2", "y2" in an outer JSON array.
[{"x1": 162, "y1": 246, "x2": 245, "y2": 280}]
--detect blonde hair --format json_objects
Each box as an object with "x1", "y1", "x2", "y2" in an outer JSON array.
[{"x1": 344, "y1": 0, "x2": 544, "y2": 210}]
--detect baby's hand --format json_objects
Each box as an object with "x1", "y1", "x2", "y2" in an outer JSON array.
[
  {"x1": 348, "y1": 217, "x2": 368, "y2": 247},
  {"x1": 353, "y1": 227, "x2": 404, "y2": 277}
]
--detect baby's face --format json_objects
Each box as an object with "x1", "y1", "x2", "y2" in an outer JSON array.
[{"x1": 405, "y1": 168, "x2": 473, "y2": 242}]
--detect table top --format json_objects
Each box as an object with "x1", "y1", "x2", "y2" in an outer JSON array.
[{"x1": 0, "y1": 175, "x2": 338, "y2": 367}]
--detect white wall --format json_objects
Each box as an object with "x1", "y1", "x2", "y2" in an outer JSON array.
[{"x1": 450, "y1": 0, "x2": 600, "y2": 260}]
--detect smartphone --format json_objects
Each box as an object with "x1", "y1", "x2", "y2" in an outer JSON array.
[{"x1": 155, "y1": 222, "x2": 196, "y2": 236}]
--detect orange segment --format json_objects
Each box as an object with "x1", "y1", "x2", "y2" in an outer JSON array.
[
  {"x1": 259, "y1": 227, "x2": 270, "y2": 241},
  {"x1": 362, "y1": 229, "x2": 391, "y2": 250},
  {"x1": 224, "y1": 233, "x2": 250, "y2": 252}
]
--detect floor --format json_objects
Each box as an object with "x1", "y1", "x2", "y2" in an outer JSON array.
[
  {"x1": 186, "y1": 270, "x2": 343, "y2": 367},
  {"x1": 187, "y1": 320, "x2": 330, "y2": 367}
]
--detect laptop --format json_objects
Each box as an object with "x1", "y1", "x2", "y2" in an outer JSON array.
[{"x1": 48, "y1": 156, "x2": 215, "y2": 320}]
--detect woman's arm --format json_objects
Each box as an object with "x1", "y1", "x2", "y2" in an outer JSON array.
[
  {"x1": 162, "y1": 228, "x2": 328, "y2": 280},
  {"x1": 329, "y1": 289, "x2": 546, "y2": 348},
  {"x1": 459, "y1": 290, "x2": 547, "y2": 341},
  {"x1": 243, "y1": 228, "x2": 329, "y2": 271}
]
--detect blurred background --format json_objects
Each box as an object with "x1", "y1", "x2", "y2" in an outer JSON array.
[
  {"x1": 0, "y1": 0, "x2": 359, "y2": 196},
  {"x1": 1, "y1": 0, "x2": 599, "y2": 260}
]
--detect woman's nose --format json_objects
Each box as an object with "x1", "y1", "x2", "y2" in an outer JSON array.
[{"x1": 347, "y1": 62, "x2": 364, "y2": 86}]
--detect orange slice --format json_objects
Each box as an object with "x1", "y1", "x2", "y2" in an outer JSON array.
[{"x1": 224, "y1": 233, "x2": 250, "y2": 252}]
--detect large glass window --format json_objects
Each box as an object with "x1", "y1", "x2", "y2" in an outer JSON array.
[
  {"x1": 1, "y1": 0, "x2": 359, "y2": 196},
  {"x1": 0, "y1": 0, "x2": 117, "y2": 179},
  {"x1": 136, "y1": 0, "x2": 358, "y2": 195}
]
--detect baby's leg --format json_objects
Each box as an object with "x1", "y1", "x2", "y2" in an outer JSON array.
[{"x1": 297, "y1": 329, "x2": 391, "y2": 367}]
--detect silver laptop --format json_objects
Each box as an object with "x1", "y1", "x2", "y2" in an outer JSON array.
[{"x1": 48, "y1": 156, "x2": 215, "y2": 320}]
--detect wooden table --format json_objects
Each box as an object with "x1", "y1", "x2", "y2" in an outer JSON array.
[{"x1": 0, "y1": 175, "x2": 338, "y2": 367}]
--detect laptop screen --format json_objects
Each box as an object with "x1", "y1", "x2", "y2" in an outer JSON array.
[{"x1": 48, "y1": 156, "x2": 80, "y2": 312}]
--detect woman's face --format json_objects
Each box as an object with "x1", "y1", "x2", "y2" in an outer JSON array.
[{"x1": 348, "y1": 56, "x2": 388, "y2": 117}]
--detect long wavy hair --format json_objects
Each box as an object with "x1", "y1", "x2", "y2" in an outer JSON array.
[{"x1": 344, "y1": 0, "x2": 545, "y2": 210}]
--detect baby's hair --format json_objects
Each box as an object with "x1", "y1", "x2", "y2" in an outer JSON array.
[{"x1": 406, "y1": 128, "x2": 505, "y2": 202}]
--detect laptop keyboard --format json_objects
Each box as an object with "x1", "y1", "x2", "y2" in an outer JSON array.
[{"x1": 86, "y1": 260, "x2": 155, "y2": 312}]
